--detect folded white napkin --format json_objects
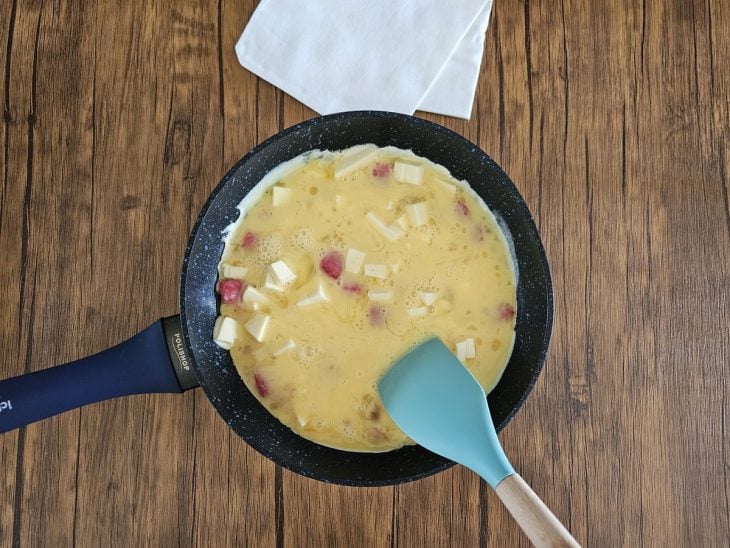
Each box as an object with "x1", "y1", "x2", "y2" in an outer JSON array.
[{"x1": 235, "y1": 0, "x2": 493, "y2": 119}]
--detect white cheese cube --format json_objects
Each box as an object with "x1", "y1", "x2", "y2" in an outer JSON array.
[
  {"x1": 393, "y1": 161, "x2": 424, "y2": 185},
  {"x1": 364, "y1": 264, "x2": 388, "y2": 279},
  {"x1": 366, "y1": 211, "x2": 388, "y2": 233},
  {"x1": 273, "y1": 339, "x2": 297, "y2": 357},
  {"x1": 272, "y1": 186, "x2": 292, "y2": 207},
  {"x1": 213, "y1": 316, "x2": 238, "y2": 350},
  {"x1": 464, "y1": 337, "x2": 476, "y2": 359},
  {"x1": 269, "y1": 260, "x2": 297, "y2": 285},
  {"x1": 386, "y1": 223, "x2": 405, "y2": 241},
  {"x1": 366, "y1": 212, "x2": 404, "y2": 242},
  {"x1": 245, "y1": 313, "x2": 271, "y2": 342},
  {"x1": 368, "y1": 289, "x2": 393, "y2": 302},
  {"x1": 405, "y1": 201, "x2": 429, "y2": 227},
  {"x1": 334, "y1": 146, "x2": 378, "y2": 178},
  {"x1": 221, "y1": 263, "x2": 248, "y2": 279},
  {"x1": 243, "y1": 286, "x2": 271, "y2": 308},
  {"x1": 264, "y1": 272, "x2": 286, "y2": 293},
  {"x1": 296, "y1": 281, "x2": 330, "y2": 306},
  {"x1": 456, "y1": 341, "x2": 468, "y2": 362},
  {"x1": 345, "y1": 248, "x2": 366, "y2": 274},
  {"x1": 418, "y1": 291, "x2": 438, "y2": 306},
  {"x1": 456, "y1": 338, "x2": 476, "y2": 361},
  {"x1": 407, "y1": 306, "x2": 428, "y2": 318},
  {"x1": 435, "y1": 178, "x2": 457, "y2": 194}
]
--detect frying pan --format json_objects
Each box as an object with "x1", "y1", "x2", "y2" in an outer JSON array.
[{"x1": 0, "y1": 111, "x2": 552, "y2": 486}]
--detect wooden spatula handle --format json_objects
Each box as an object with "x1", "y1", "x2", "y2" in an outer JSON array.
[{"x1": 495, "y1": 473, "x2": 580, "y2": 547}]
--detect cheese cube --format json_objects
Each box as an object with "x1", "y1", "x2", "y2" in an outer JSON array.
[
  {"x1": 385, "y1": 223, "x2": 405, "y2": 241},
  {"x1": 407, "y1": 307, "x2": 428, "y2": 318},
  {"x1": 418, "y1": 291, "x2": 438, "y2": 306},
  {"x1": 243, "y1": 286, "x2": 271, "y2": 308},
  {"x1": 221, "y1": 263, "x2": 248, "y2": 279},
  {"x1": 368, "y1": 289, "x2": 393, "y2": 302},
  {"x1": 393, "y1": 161, "x2": 424, "y2": 185},
  {"x1": 334, "y1": 146, "x2": 378, "y2": 178},
  {"x1": 264, "y1": 272, "x2": 285, "y2": 293},
  {"x1": 456, "y1": 341, "x2": 468, "y2": 362},
  {"x1": 345, "y1": 248, "x2": 366, "y2": 274},
  {"x1": 213, "y1": 316, "x2": 238, "y2": 350},
  {"x1": 364, "y1": 264, "x2": 388, "y2": 279},
  {"x1": 273, "y1": 339, "x2": 297, "y2": 357},
  {"x1": 456, "y1": 338, "x2": 476, "y2": 361},
  {"x1": 366, "y1": 211, "x2": 388, "y2": 233},
  {"x1": 269, "y1": 260, "x2": 297, "y2": 285},
  {"x1": 366, "y1": 212, "x2": 404, "y2": 242},
  {"x1": 464, "y1": 338, "x2": 476, "y2": 358},
  {"x1": 296, "y1": 281, "x2": 330, "y2": 306},
  {"x1": 272, "y1": 186, "x2": 292, "y2": 206},
  {"x1": 245, "y1": 313, "x2": 271, "y2": 342},
  {"x1": 406, "y1": 202, "x2": 429, "y2": 227}
]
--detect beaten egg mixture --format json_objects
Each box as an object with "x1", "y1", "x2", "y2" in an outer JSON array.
[{"x1": 213, "y1": 145, "x2": 517, "y2": 452}]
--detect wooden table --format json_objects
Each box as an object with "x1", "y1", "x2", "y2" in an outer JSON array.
[{"x1": 1, "y1": 1, "x2": 728, "y2": 546}]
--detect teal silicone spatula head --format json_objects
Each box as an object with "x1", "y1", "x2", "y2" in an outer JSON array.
[
  {"x1": 377, "y1": 337, "x2": 514, "y2": 487},
  {"x1": 378, "y1": 337, "x2": 581, "y2": 547}
]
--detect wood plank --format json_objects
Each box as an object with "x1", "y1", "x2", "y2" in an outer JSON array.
[
  {"x1": 635, "y1": 1, "x2": 729, "y2": 544},
  {"x1": 66, "y1": 2, "x2": 196, "y2": 545},
  {"x1": 2, "y1": 2, "x2": 91, "y2": 546},
  {"x1": 55, "y1": 1, "x2": 219, "y2": 545},
  {"x1": 0, "y1": 0, "x2": 25, "y2": 542},
  {"x1": 283, "y1": 479, "x2": 394, "y2": 547}
]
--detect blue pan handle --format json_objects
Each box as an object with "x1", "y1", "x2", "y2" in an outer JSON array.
[{"x1": 0, "y1": 316, "x2": 199, "y2": 434}]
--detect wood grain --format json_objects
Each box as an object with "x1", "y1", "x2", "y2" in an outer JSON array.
[{"x1": 1, "y1": 0, "x2": 728, "y2": 546}]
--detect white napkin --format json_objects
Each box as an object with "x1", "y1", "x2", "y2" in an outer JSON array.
[
  {"x1": 417, "y1": 1, "x2": 492, "y2": 118},
  {"x1": 235, "y1": 0, "x2": 493, "y2": 119}
]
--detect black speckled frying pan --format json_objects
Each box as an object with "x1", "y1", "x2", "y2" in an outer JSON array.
[{"x1": 0, "y1": 111, "x2": 552, "y2": 487}]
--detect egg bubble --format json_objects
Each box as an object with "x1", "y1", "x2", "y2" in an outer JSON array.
[
  {"x1": 250, "y1": 235, "x2": 283, "y2": 267},
  {"x1": 291, "y1": 227, "x2": 314, "y2": 250}
]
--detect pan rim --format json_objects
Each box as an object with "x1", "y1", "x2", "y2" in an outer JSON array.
[{"x1": 179, "y1": 110, "x2": 553, "y2": 487}]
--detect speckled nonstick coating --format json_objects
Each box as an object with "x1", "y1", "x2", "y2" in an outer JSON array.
[{"x1": 180, "y1": 111, "x2": 553, "y2": 487}]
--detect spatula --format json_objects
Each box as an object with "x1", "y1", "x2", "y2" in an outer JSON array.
[{"x1": 378, "y1": 338, "x2": 580, "y2": 547}]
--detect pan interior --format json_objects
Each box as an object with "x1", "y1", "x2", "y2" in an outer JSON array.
[{"x1": 180, "y1": 112, "x2": 552, "y2": 487}]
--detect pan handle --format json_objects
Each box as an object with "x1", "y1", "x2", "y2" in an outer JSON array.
[{"x1": 0, "y1": 315, "x2": 199, "y2": 434}]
